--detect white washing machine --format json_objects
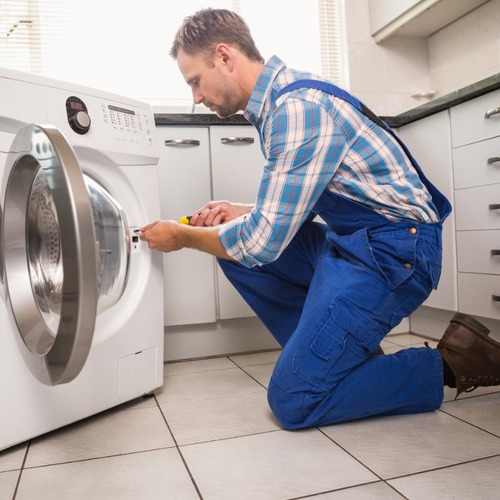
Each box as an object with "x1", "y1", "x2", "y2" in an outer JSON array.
[{"x1": 0, "y1": 67, "x2": 164, "y2": 451}]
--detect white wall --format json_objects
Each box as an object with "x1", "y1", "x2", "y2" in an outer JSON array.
[
  {"x1": 428, "y1": 0, "x2": 500, "y2": 96},
  {"x1": 345, "y1": 0, "x2": 500, "y2": 116}
]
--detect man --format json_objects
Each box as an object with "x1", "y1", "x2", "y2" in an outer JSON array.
[{"x1": 140, "y1": 8, "x2": 500, "y2": 429}]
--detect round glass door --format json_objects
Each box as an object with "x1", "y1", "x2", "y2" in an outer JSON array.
[{"x1": 3, "y1": 124, "x2": 129, "y2": 385}]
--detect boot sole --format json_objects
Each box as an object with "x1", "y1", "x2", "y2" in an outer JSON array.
[{"x1": 450, "y1": 312, "x2": 490, "y2": 337}]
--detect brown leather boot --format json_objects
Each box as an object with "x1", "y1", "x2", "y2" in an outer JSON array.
[{"x1": 437, "y1": 313, "x2": 500, "y2": 398}]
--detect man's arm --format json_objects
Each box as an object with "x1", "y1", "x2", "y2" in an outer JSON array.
[{"x1": 139, "y1": 220, "x2": 234, "y2": 260}]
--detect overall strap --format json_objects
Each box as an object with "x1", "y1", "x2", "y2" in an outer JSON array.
[
  {"x1": 276, "y1": 79, "x2": 451, "y2": 220},
  {"x1": 277, "y1": 79, "x2": 390, "y2": 132}
]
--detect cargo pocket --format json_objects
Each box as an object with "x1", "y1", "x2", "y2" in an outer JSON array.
[{"x1": 293, "y1": 296, "x2": 384, "y2": 391}]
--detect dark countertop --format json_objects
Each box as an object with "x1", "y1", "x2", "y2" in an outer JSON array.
[{"x1": 154, "y1": 73, "x2": 500, "y2": 128}]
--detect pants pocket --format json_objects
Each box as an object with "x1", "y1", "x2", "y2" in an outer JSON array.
[{"x1": 293, "y1": 296, "x2": 384, "y2": 391}]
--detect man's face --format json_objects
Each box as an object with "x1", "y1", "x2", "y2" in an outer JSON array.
[{"x1": 177, "y1": 48, "x2": 242, "y2": 118}]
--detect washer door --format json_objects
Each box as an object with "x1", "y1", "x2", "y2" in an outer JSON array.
[{"x1": 3, "y1": 124, "x2": 100, "y2": 385}]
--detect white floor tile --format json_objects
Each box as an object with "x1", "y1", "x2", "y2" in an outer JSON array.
[
  {"x1": 16, "y1": 448, "x2": 199, "y2": 500},
  {"x1": 0, "y1": 443, "x2": 27, "y2": 472},
  {"x1": 25, "y1": 406, "x2": 175, "y2": 467},
  {"x1": 243, "y1": 363, "x2": 275, "y2": 388},
  {"x1": 164, "y1": 357, "x2": 235, "y2": 376},
  {"x1": 9, "y1": 342, "x2": 500, "y2": 499},
  {"x1": 384, "y1": 333, "x2": 430, "y2": 347},
  {"x1": 159, "y1": 391, "x2": 280, "y2": 445},
  {"x1": 388, "y1": 455, "x2": 500, "y2": 500},
  {"x1": 180, "y1": 429, "x2": 377, "y2": 500},
  {"x1": 156, "y1": 367, "x2": 263, "y2": 404},
  {"x1": 441, "y1": 392, "x2": 500, "y2": 436},
  {"x1": 229, "y1": 350, "x2": 281, "y2": 367},
  {"x1": 321, "y1": 411, "x2": 500, "y2": 479},
  {"x1": 0, "y1": 470, "x2": 19, "y2": 500}
]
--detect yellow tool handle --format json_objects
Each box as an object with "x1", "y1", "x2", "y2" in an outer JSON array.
[{"x1": 178, "y1": 215, "x2": 192, "y2": 225}]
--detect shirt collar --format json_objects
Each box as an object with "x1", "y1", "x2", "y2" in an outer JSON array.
[{"x1": 244, "y1": 55, "x2": 286, "y2": 128}]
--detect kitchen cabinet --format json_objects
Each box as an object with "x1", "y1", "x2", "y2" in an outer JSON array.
[
  {"x1": 156, "y1": 126, "x2": 216, "y2": 326},
  {"x1": 210, "y1": 126, "x2": 264, "y2": 320},
  {"x1": 451, "y1": 89, "x2": 500, "y2": 320},
  {"x1": 398, "y1": 111, "x2": 457, "y2": 311},
  {"x1": 156, "y1": 124, "x2": 265, "y2": 326},
  {"x1": 400, "y1": 87, "x2": 500, "y2": 321},
  {"x1": 369, "y1": 0, "x2": 488, "y2": 42}
]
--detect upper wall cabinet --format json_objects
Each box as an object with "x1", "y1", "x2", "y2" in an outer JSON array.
[{"x1": 369, "y1": 0, "x2": 489, "y2": 42}]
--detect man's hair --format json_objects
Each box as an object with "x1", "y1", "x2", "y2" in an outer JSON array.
[{"x1": 170, "y1": 8, "x2": 264, "y2": 63}]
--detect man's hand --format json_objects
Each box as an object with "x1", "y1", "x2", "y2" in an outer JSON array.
[
  {"x1": 139, "y1": 220, "x2": 183, "y2": 253},
  {"x1": 189, "y1": 200, "x2": 253, "y2": 227}
]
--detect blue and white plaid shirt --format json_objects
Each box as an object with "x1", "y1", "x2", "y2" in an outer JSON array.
[{"x1": 219, "y1": 56, "x2": 439, "y2": 268}]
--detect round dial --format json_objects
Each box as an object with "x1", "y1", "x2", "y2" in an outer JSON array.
[{"x1": 66, "y1": 96, "x2": 91, "y2": 135}]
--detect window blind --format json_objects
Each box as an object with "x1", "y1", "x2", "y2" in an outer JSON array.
[{"x1": 0, "y1": 0, "x2": 349, "y2": 105}]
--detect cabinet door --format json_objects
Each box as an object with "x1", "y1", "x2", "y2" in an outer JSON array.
[
  {"x1": 156, "y1": 126, "x2": 217, "y2": 326},
  {"x1": 210, "y1": 126, "x2": 265, "y2": 320},
  {"x1": 398, "y1": 111, "x2": 458, "y2": 311}
]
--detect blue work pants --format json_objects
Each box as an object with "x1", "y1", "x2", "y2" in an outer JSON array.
[{"x1": 217, "y1": 219, "x2": 444, "y2": 429}]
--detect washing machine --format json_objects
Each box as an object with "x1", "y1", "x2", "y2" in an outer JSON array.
[{"x1": 0, "y1": 67, "x2": 164, "y2": 451}]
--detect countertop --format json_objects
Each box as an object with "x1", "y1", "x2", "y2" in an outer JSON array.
[{"x1": 154, "y1": 73, "x2": 500, "y2": 128}]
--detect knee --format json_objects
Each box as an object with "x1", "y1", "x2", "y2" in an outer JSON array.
[{"x1": 267, "y1": 381, "x2": 310, "y2": 430}]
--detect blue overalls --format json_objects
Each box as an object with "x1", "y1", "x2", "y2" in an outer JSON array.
[{"x1": 218, "y1": 80, "x2": 452, "y2": 429}]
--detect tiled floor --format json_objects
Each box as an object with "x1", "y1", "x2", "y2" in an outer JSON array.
[{"x1": 1, "y1": 333, "x2": 500, "y2": 499}]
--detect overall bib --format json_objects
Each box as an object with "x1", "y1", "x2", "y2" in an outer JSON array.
[{"x1": 218, "y1": 80, "x2": 452, "y2": 429}]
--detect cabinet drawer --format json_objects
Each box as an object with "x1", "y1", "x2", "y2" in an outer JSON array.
[
  {"x1": 454, "y1": 184, "x2": 500, "y2": 231},
  {"x1": 457, "y1": 230, "x2": 500, "y2": 275},
  {"x1": 453, "y1": 136, "x2": 500, "y2": 189},
  {"x1": 450, "y1": 88, "x2": 500, "y2": 147},
  {"x1": 458, "y1": 272, "x2": 500, "y2": 320}
]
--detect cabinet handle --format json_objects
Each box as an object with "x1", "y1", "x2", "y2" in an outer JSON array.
[
  {"x1": 221, "y1": 137, "x2": 254, "y2": 145},
  {"x1": 492, "y1": 295, "x2": 500, "y2": 302},
  {"x1": 487, "y1": 156, "x2": 500, "y2": 165},
  {"x1": 164, "y1": 139, "x2": 200, "y2": 147},
  {"x1": 491, "y1": 250, "x2": 500, "y2": 256},
  {"x1": 485, "y1": 107, "x2": 500, "y2": 119},
  {"x1": 489, "y1": 204, "x2": 500, "y2": 210}
]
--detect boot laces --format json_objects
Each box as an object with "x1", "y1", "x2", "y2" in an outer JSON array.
[{"x1": 461, "y1": 375, "x2": 500, "y2": 393}]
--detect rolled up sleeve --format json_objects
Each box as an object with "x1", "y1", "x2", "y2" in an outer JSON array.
[{"x1": 218, "y1": 99, "x2": 339, "y2": 268}]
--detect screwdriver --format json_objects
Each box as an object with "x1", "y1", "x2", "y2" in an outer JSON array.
[{"x1": 178, "y1": 215, "x2": 192, "y2": 225}]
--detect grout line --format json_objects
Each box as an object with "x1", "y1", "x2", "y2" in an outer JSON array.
[
  {"x1": 11, "y1": 441, "x2": 30, "y2": 500},
  {"x1": 17, "y1": 446, "x2": 176, "y2": 471},
  {"x1": 383, "y1": 452, "x2": 500, "y2": 482},
  {"x1": 285, "y1": 479, "x2": 409, "y2": 500},
  {"x1": 317, "y1": 427, "x2": 386, "y2": 481},
  {"x1": 177, "y1": 428, "x2": 283, "y2": 450},
  {"x1": 153, "y1": 394, "x2": 203, "y2": 500},
  {"x1": 438, "y1": 403, "x2": 500, "y2": 439}
]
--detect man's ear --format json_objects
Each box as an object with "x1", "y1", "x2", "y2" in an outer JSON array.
[{"x1": 214, "y1": 43, "x2": 235, "y2": 69}]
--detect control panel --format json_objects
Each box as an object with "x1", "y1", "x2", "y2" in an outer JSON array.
[
  {"x1": 65, "y1": 95, "x2": 153, "y2": 147},
  {"x1": 101, "y1": 103, "x2": 153, "y2": 146}
]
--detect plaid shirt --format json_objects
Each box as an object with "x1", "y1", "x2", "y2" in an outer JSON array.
[{"x1": 218, "y1": 56, "x2": 438, "y2": 268}]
